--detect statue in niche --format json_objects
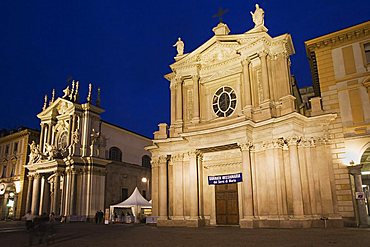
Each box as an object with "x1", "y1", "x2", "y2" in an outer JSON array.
[
  {"x1": 44, "y1": 143, "x2": 57, "y2": 161},
  {"x1": 28, "y1": 141, "x2": 43, "y2": 164},
  {"x1": 90, "y1": 128, "x2": 100, "y2": 146},
  {"x1": 173, "y1": 37, "x2": 184, "y2": 56},
  {"x1": 250, "y1": 4, "x2": 264, "y2": 27},
  {"x1": 90, "y1": 128, "x2": 101, "y2": 157}
]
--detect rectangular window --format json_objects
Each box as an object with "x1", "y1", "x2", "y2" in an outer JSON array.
[
  {"x1": 121, "y1": 188, "x2": 128, "y2": 201},
  {"x1": 5, "y1": 145, "x2": 9, "y2": 155},
  {"x1": 13, "y1": 142, "x2": 18, "y2": 154},
  {"x1": 2, "y1": 165, "x2": 7, "y2": 178},
  {"x1": 364, "y1": 43, "x2": 370, "y2": 65},
  {"x1": 142, "y1": 190, "x2": 147, "y2": 200}
]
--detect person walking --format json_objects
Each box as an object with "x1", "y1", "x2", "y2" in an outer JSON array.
[{"x1": 23, "y1": 210, "x2": 34, "y2": 231}]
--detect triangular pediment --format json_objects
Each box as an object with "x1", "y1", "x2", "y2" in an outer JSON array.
[{"x1": 170, "y1": 32, "x2": 271, "y2": 71}]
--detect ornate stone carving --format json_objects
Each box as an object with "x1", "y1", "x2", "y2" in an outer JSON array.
[
  {"x1": 250, "y1": 4, "x2": 265, "y2": 28},
  {"x1": 171, "y1": 153, "x2": 184, "y2": 162},
  {"x1": 173, "y1": 37, "x2": 184, "y2": 56},
  {"x1": 239, "y1": 142, "x2": 253, "y2": 151},
  {"x1": 28, "y1": 141, "x2": 44, "y2": 164},
  {"x1": 44, "y1": 143, "x2": 57, "y2": 161},
  {"x1": 285, "y1": 136, "x2": 302, "y2": 146}
]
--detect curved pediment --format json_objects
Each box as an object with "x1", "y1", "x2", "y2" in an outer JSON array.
[{"x1": 37, "y1": 98, "x2": 77, "y2": 120}]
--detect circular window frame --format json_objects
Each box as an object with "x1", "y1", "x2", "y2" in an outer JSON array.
[{"x1": 212, "y1": 86, "x2": 237, "y2": 117}]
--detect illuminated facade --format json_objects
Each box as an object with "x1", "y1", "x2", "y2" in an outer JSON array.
[
  {"x1": 306, "y1": 20, "x2": 370, "y2": 226},
  {"x1": 147, "y1": 5, "x2": 344, "y2": 228},
  {"x1": 25, "y1": 83, "x2": 152, "y2": 221},
  {"x1": 0, "y1": 128, "x2": 39, "y2": 220}
]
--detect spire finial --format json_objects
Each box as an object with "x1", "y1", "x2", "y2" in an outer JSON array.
[
  {"x1": 74, "y1": 81, "x2": 79, "y2": 102},
  {"x1": 69, "y1": 80, "x2": 75, "y2": 101},
  {"x1": 43, "y1": 95, "x2": 48, "y2": 110},
  {"x1": 49, "y1": 89, "x2": 55, "y2": 105},
  {"x1": 87, "y1": 83, "x2": 92, "y2": 103},
  {"x1": 96, "y1": 87, "x2": 101, "y2": 107}
]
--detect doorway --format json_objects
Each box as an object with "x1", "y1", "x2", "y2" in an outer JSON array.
[{"x1": 215, "y1": 183, "x2": 239, "y2": 225}]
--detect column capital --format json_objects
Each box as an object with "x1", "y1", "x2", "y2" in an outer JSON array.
[
  {"x1": 238, "y1": 142, "x2": 253, "y2": 151},
  {"x1": 286, "y1": 136, "x2": 301, "y2": 146},
  {"x1": 175, "y1": 77, "x2": 183, "y2": 86},
  {"x1": 171, "y1": 153, "x2": 184, "y2": 162},
  {"x1": 258, "y1": 50, "x2": 268, "y2": 58},
  {"x1": 192, "y1": 74, "x2": 199, "y2": 81},
  {"x1": 241, "y1": 57, "x2": 251, "y2": 66}
]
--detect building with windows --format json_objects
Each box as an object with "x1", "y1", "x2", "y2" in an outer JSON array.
[
  {"x1": 25, "y1": 82, "x2": 151, "y2": 221},
  {"x1": 147, "y1": 5, "x2": 343, "y2": 228},
  {"x1": 0, "y1": 128, "x2": 39, "y2": 220},
  {"x1": 305, "y1": 20, "x2": 370, "y2": 226}
]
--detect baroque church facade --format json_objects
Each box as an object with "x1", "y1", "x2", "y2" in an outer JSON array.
[
  {"x1": 25, "y1": 82, "x2": 152, "y2": 221},
  {"x1": 147, "y1": 5, "x2": 344, "y2": 228}
]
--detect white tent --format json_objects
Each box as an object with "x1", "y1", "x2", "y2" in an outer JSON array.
[{"x1": 109, "y1": 187, "x2": 152, "y2": 223}]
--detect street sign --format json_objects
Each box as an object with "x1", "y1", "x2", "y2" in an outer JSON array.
[{"x1": 208, "y1": 173, "x2": 242, "y2": 185}]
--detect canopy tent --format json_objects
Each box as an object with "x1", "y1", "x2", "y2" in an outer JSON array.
[{"x1": 109, "y1": 187, "x2": 151, "y2": 223}]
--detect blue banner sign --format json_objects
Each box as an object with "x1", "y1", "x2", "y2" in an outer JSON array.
[{"x1": 208, "y1": 173, "x2": 243, "y2": 185}]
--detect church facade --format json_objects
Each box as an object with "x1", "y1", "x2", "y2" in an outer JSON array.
[
  {"x1": 25, "y1": 82, "x2": 152, "y2": 221},
  {"x1": 147, "y1": 5, "x2": 344, "y2": 228}
]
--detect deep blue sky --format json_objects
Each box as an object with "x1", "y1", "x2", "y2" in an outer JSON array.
[{"x1": 0, "y1": 1, "x2": 369, "y2": 138}]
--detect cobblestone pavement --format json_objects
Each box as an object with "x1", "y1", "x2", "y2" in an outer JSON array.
[{"x1": 1, "y1": 221, "x2": 370, "y2": 247}]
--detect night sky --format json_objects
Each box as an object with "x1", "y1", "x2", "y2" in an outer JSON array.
[{"x1": 0, "y1": 1, "x2": 369, "y2": 138}]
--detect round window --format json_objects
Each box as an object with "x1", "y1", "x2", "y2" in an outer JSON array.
[{"x1": 212, "y1": 86, "x2": 237, "y2": 117}]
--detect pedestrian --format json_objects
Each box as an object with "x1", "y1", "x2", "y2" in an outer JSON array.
[
  {"x1": 98, "y1": 210, "x2": 104, "y2": 224},
  {"x1": 95, "y1": 211, "x2": 99, "y2": 224},
  {"x1": 23, "y1": 210, "x2": 34, "y2": 231}
]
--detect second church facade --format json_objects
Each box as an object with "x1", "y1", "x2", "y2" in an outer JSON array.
[{"x1": 147, "y1": 5, "x2": 343, "y2": 228}]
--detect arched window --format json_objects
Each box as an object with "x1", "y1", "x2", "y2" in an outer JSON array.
[
  {"x1": 109, "y1": 147, "x2": 122, "y2": 162},
  {"x1": 142, "y1": 155, "x2": 151, "y2": 168}
]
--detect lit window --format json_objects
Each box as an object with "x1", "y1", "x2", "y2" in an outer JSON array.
[{"x1": 212, "y1": 86, "x2": 237, "y2": 117}]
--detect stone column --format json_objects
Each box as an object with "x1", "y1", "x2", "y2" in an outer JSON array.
[
  {"x1": 192, "y1": 75, "x2": 200, "y2": 123},
  {"x1": 239, "y1": 142, "x2": 254, "y2": 222},
  {"x1": 287, "y1": 136, "x2": 304, "y2": 216},
  {"x1": 38, "y1": 175, "x2": 45, "y2": 215},
  {"x1": 348, "y1": 164, "x2": 369, "y2": 227},
  {"x1": 39, "y1": 124, "x2": 45, "y2": 150},
  {"x1": 172, "y1": 154, "x2": 184, "y2": 219},
  {"x1": 170, "y1": 79, "x2": 176, "y2": 125},
  {"x1": 47, "y1": 123, "x2": 52, "y2": 145},
  {"x1": 25, "y1": 175, "x2": 34, "y2": 213},
  {"x1": 259, "y1": 51, "x2": 270, "y2": 102},
  {"x1": 70, "y1": 170, "x2": 77, "y2": 215},
  {"x1": 31, "y1": 174, "x2": 41, "y2": 215},
  {"x1": 53, "y1": 173, "x2": 61, "y2": 215},
  {"x1": 242, "y1": 58, "x2": 252, "y2": 110},
  {"x1": 188, "y1": 151, "x2": 198, "y2": 221},
  {"x1": 175, "y1": 78, "x2": 183, "y2": 123},
  {"x1": 158, "y1": 156, "x2": 168, "y2": 220},
  {"x1": 197, "y1": 152, "x2": 204, "y2": 220},
  {"x1": 151, "y1": 158, "x2": 160, "y2": 216}
]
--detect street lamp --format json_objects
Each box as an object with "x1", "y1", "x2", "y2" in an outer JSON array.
[{"x1": 141, "y1": 177, "x2": 150, "y2": 200}]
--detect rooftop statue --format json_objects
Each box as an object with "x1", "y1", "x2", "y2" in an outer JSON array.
[
  {"x1": 173, "y1": 37, "x2": 184, "y2": 56},
  {"x1": 250, "y1": 4, "x2": 264, "y2": 27}
]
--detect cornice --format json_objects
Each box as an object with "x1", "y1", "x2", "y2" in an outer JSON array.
[
  {"x1": 0, "y1": 129, "x2": 38, "y2": 144},
  {"x1": 305, "y1": 21, "x2": 370, "y2": 52}
]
